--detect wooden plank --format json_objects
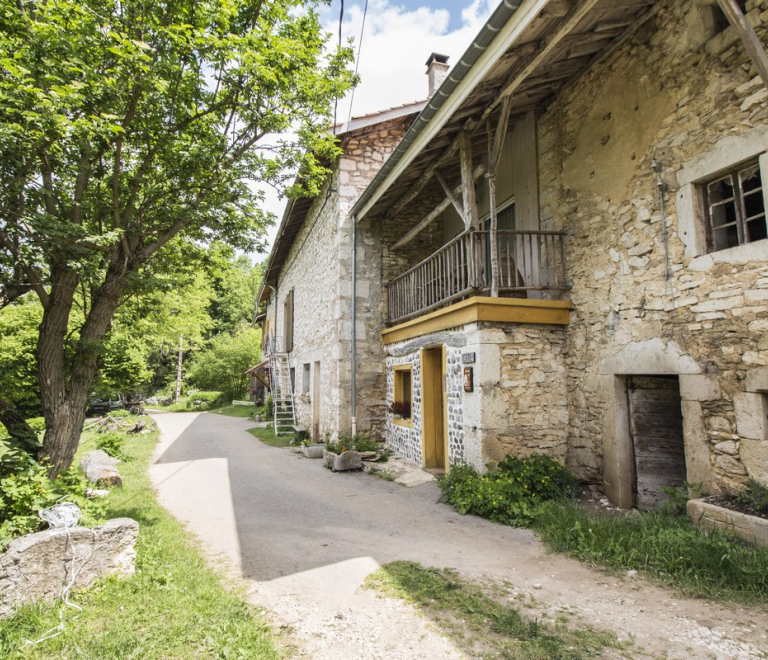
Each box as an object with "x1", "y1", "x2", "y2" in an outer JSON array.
[
  {"x1": 459, "y1": 131, "x2": 479, "y2": 230},
  {"x1": 382, "y1": 117, "x2": 478, "y2": 224},
  {"x1": 391, "y1": 165, "x2": 485, "y2": 251},
  {"x1": 435, "y1": 172, "x2": 466, "y2": 222},
  {"x1": 482, "y1": 0, "x2": 602, "y2": 121},
  {"x1": 717, "y1": 0, "x2": 768, "y2": 89}
]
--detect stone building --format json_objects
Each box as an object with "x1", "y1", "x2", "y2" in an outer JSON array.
[{"x1": 261, "y1": 0, "x2": 768, "y2": 509}]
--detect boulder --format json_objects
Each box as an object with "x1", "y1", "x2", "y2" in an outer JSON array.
[
  {"x1": 80, "y1": 450, "x2": 122, "y2": 487},
  {"x1": 0, "y1": 518, "x2": 139, "y2": 618}
]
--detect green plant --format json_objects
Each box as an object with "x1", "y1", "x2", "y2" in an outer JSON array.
[
  {"x1": 438, "y1": 454, "x2": 576, "y2": 526},
  {"x1": 659, "y1": 482, "x2": 705, "y2": 517},
  {"x1": 0, "y1": 449, "x2": 106, "y2": 551},
  {"x1": 96, "y1": 431, "x2": 128, "y2": 461},
  {"x1": 326, "y1": 433, "x2": 382, "y2": 454},
  {"x1": 108, "y1": 409, "x2": 131, "y2": 419},
  {"x1": 533, "y1": 500, "x2": 768, "y2": 605},
  {"x1": 264, "y1": 395, "x2": 274, "y2": 419},
  {"x1": 736, "y1": 479, "x2": 768, "y2": 516},
  {"x1": 24, "y1": 417, "x2": 46, "y2": 434}
]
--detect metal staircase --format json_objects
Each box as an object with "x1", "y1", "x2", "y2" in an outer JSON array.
[{"x1": 269, "y1": 352, "x2": 296, "y2": 435}]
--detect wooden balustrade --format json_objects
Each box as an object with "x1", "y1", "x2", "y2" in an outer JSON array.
[{"x1": 386, "y1": 229, "x2": 568, "y2": 324}]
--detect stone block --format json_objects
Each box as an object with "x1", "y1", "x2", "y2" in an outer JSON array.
[
  {"x1": 679, "y1": 374, "x2": 722, "y2": 402},
  {"x1": 746, "y1": 366, "x2": 768, "y2": 392},
  {"x1": 740, "y1": 438, "x2": 768, "y2": 483},
  {"x1": 734, "y1": 392, "x2": 767, "y2": 440},
  {"x1": 688, "y1": 499, "x2": 768, "y2": 547},
  {"x1": 0, "y1": 518, "x2": 138, "y2": 618}
]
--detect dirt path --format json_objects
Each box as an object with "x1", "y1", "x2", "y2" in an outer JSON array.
[{"x1": 149, "y1": 413, "x2": 768, "y2": 659}]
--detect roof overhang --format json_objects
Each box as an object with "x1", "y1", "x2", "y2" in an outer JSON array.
[{"x1": 352, "y1": 0, "x2": 658, "y2": 222}]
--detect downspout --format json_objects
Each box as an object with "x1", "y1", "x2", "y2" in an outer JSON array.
[{"x1": 350, "y1": 214, "x2": 358, "y2": 436}]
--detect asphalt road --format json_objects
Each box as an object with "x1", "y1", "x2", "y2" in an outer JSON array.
[{"x1": 148, "y1": 412, "x2": 768, "y2": 660}]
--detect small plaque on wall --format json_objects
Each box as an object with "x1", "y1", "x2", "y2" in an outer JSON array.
[
  {"x1": 463, "y1": 367, "x2": 473, "y2": 392},
  {"x1": 462, "y1": 352, "x2": 476, "y2": 364}
]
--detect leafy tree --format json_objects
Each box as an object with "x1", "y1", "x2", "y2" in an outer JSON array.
[
  {"x1": 0, "y1": 0, "x2": 355, "y2": 472},
  {"x1": 186, "y1": 325, "x2": 262, "y2": 399},
  {"x1": 211, "y1": 254, "x2": 263, "y2": 333},
  {"x1": 0, "y1": 297, "x2": 43, "y2": 417}
]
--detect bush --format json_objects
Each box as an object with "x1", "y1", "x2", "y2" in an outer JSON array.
[
  {"x1": 24, "y1": 417, "x2": 46, "y2": 434},
  {"x1": 325, "y1": 433, "x2": 382, "y2": 454},
  {"x1": 96, "y1": 431, "x2": 129, "y2": 461},
  {"x1": 438, "y1": 454, "x2": 576, "y2": 526},
  {"x1": 186, "y1": 391, "x2": 227, "y2": 410},
  {"x1": 0, "y1": 450, "x2": 106, "y2": 550}
]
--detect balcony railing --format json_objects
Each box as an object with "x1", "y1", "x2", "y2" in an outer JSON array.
[{"x1": 386, "y1": 229, "x2": 568, "y2": 324}]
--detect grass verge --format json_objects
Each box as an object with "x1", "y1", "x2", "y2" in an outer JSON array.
[
  {"x1": 246, "y1": 425, "x2": 292, "y2": 447},
  {"x1": 365, "y1": 561, "x2": 624, "y2": 659},
  {"x1": 209, "y1": 404, "x2": 257, "y2": 418},
  {"x1": 0, "y1": 422, "x2": 280, "y2": 660},
  {"x1": 533, "y1": 500, "x2": 768, "y2": 607}
]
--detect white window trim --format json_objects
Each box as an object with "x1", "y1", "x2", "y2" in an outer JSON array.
[{"x1": 676, "y1": 126, "x2": 768, "y2": 267}]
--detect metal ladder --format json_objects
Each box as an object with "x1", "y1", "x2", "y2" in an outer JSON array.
[{"x1": 270, "y1": 353, "x2": 295, "y2": 435}]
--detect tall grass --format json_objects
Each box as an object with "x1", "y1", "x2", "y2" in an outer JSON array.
[{"x1": 533, "y1": 501, "x2": 768, "y2": 605}]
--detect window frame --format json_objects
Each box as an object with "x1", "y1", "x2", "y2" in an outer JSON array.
[
  {"x1": 392, "y1": 364, "x2": 414, "y2": 428},
  {"x1": 704, "y1": 158, "x2": 767, "y2": 253}
]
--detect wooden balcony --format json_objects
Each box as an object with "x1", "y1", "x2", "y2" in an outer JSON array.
[{"x1": 386, "y1": 229, "x2": 569, "y2": 325}]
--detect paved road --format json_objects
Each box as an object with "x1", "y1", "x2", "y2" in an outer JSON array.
[{"x1": 149, "y1": 412, "x2": 768, "y2": 660}]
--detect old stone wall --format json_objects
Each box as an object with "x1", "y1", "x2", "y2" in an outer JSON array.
[
  {"x1": 267, "y1": 115, "x2": 415, "y2": 438},
  {"x1": 538, "y1": 0, "x2": 768, "y2": 493},
  {"x1": 383, "y1": 323, "x2": 568, "y2": 472}
]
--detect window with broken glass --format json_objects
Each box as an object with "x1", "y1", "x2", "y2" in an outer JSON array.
[{"x1": 705, "y1": 160, "x2": 767, "y2": 252}]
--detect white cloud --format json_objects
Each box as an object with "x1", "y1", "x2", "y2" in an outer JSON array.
[{"x1": 257, "y1": 0, "x2": 497, "y2": 257}]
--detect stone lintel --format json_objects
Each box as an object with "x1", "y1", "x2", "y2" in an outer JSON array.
[{"x1": 381, "y1": 296, "x2": 573, "y2": 345}]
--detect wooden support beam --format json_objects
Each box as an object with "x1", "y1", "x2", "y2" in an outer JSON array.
[
  {"x1": 459, "y1": 131, "x2": 480, "y2": 230},
  {"x1": 435, "y1": 172, "x2": 466, "y2": 221},
  {"x1": 490, "y1": 96, "x2": 512, "y2": 176},
  {"x1": 482, "y1": 0, "x2": 602, "y2": 121},
  {"x1": 717, "y1": 0, "x2": 768, "y2": 89},
  {"x1": 382, "y1": 118, "x2": 477, "y2": 223},
  {"x1": 391, "y1": 165, "x2": 485, "y2": 251}
]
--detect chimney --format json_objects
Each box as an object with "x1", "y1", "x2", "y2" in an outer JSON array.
[{"x1": 426, "y1": 53, "x2": 450, "y2": 98}]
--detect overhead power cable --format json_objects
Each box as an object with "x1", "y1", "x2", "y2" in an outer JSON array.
[{"x1": 345, "y1": 0, "x2": 369, "y2": 130}]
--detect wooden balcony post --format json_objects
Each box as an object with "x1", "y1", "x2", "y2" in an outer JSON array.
[{"x1": 459, "y1": 131, "x2": 479, "y2": 231}]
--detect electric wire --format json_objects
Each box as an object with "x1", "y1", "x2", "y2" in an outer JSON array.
[{"x1": 345, "y1": 0, "x2": 370, "y2": 130}]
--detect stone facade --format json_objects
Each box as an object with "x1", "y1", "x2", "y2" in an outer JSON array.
[
  {"x1": 383, "y1": 323, "x2": 568, "y2": 471},
  {"x1": 263, "y1": 115, "x2": 417, "y2": 439},
  {"x1": 535, "y1": 0, "x2": 768, "y2": 496}
]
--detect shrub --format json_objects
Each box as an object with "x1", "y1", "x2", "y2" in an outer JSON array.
[
  {"x1": 24, "y1": 417, "x2": 46, "y2": 434},
  {"x1": 96, "y1": 431, "x2": 129, "y2": 461},
  {"x1": 438, "y1": 454, "x2": 576, "y2": 526},
  {"x1": 187, "y1": 391, "x2": 227, "y2": 410},
  {"x1": 0, "y1": 450, "x2": 106, "y2": 550},
  {"x1": 326, "y1": 433, "x2": 382, "y2": 454}
]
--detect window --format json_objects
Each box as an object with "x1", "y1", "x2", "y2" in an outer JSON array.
[
  {"x1": 392, "y1": 365, "x2": 413, "y2": 425},
  {"x1": 705, "y1": 160, "x2": 767, "y2": 252},
  {"x1": 302, "y1": 363, "x2": 310, "y2": 394}
]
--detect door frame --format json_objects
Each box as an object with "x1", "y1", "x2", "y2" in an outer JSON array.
[{"x1": 420, "y1": 346, "x2": 449, "y2": 472}]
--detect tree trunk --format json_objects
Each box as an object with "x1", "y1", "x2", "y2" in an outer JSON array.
[
  {"x1": 38, "y1": 264, "x2": 129, "y2": 475},
  {"x1": 0, "y1": 395, "x2": 39, "y2": 455}
]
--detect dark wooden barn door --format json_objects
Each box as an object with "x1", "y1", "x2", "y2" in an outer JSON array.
[{"x1": 627, "y1": 375, "x2": 686, "y2": 510}]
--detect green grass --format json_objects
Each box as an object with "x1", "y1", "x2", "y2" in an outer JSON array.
[
  {"x1": 0, "y1": 422, "x2": 280, "y2": 660},
  {"x1": 208, "y1": 403, "x2": 257, "y2": 418},
  {"x1": 365, "y1": 561, "x2": 624, "y2": 659},
  {"x1": 533, "y1": 500, "x2": 768, "y2": 607},
  {"x1": 246, "y1": 425, "x2": 292, "y2": 447}
]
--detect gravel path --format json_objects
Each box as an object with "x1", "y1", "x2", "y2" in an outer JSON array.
[{"x1": 149, "y1": 412, "x2": 768, "y2": 659}]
